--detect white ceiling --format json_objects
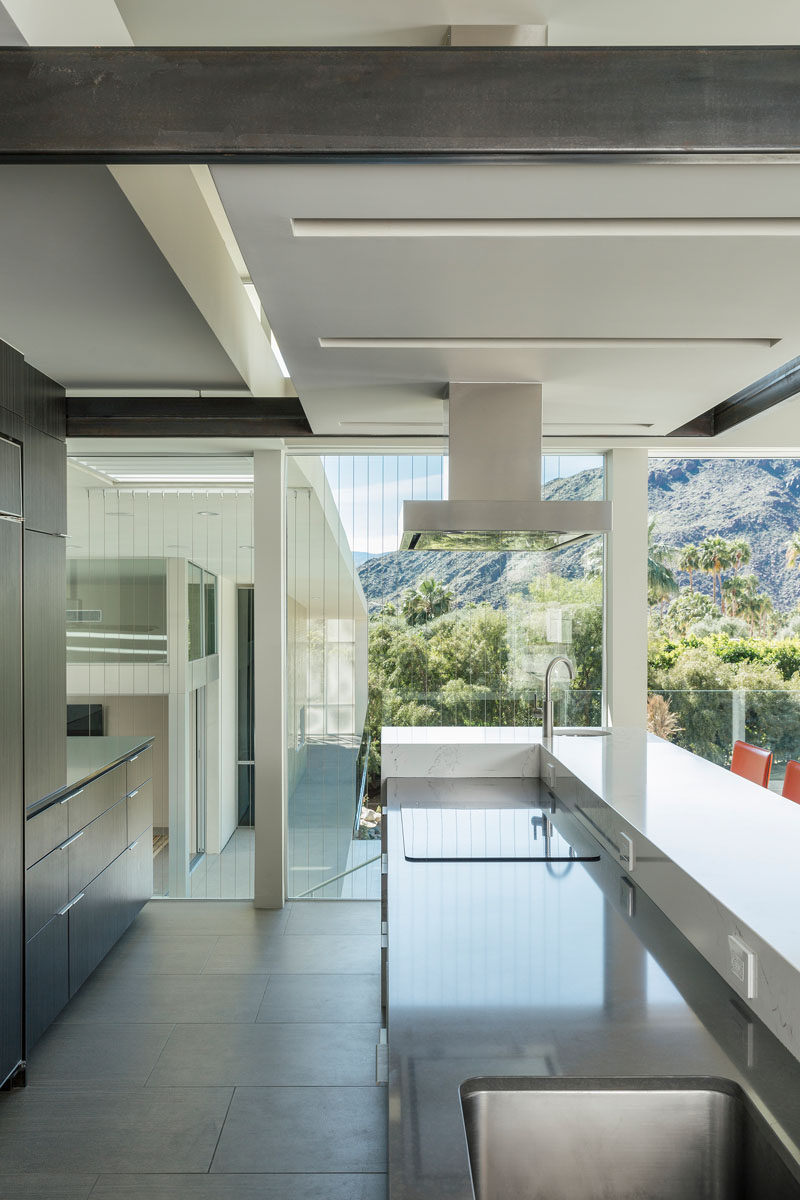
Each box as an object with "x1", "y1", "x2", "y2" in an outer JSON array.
[
  {"x1": 112, "y1": 0, "x2": 800, "y2": 46},
  {"x1": 0, "y1": 166, "x2": 243, "y2": 391},
  {"x1": 211, "y1": 162, "x2": 800, "y2": 438}
]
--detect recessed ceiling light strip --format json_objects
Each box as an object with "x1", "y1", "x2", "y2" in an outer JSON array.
[
  {"x1": 293, "y1": 218, "x2": 800, "y2": 239},
  {"x1": 319, "y1": 337, "x2": 778, "y2": 349}
]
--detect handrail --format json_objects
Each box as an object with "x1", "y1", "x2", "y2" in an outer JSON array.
[
  {"x1": 294, "y1": 853, "x2": 381, "y2": 899},
  {"x1": 353, "y1": 730, "x2": 371, "y2": 837}
]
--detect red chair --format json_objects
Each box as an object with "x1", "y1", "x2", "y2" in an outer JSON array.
[
  {"x1": 730, "y1": 740, "x2": 772, "y2": 788},
  {"x1": 782, "y1": 760, "x2": 800, "y2": 805}
]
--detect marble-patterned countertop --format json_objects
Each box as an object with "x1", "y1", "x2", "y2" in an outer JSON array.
[{"x1": 27, "y1": 735, "x2": 154, "y2": 817}]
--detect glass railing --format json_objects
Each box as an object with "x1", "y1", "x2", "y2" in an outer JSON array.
[{"x1": 649, "y1": 688, "x2": 800, "y2": 785}]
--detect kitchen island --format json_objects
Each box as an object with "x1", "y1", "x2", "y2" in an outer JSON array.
[{"x1": 382, "y1": 727, "x2": 800, "y2": 1199}]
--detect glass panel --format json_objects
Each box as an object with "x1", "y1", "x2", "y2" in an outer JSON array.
[
  {"x1": 286, "y1": 451, "x2": 606, "y2": 901},
  {"x1": 187, "y1": 561, "x2": 203, "y2": 661},
  {"x1": 204, "y1": 570, "x2": 217, "y2": 656}
]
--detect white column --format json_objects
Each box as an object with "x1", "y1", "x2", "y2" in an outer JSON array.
[
  {"x1": 253, "y1": 449, "x2": 287, "y2": 908},
  {"x1": 605, "y1": 449, "x2": 649, "y2": 729}
]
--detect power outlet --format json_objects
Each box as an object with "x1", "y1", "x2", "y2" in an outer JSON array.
[
  {"x1": 543, "y1": 760, "x2": 556, "y2": 791},
  {"x1": 728, "y1": 934, "x2": 758, "y2": 999}
]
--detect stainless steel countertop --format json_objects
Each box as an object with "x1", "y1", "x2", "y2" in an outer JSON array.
[
  {"x1": 26, "y1": 735, "x2": 154, "y2": 817},
  {"x1": 385, "y1": 775, "x2": 800, "y2": 1200}
]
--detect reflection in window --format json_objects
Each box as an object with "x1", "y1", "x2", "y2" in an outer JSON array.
[{"x1": 66, "y1": 557, "x2": 168, "y2": 664}]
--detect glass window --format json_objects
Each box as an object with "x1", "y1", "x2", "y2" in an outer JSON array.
[
  {"x1": 66, "y1": 557, "x2": 168, "y2": 664},
  {"x1": 203, "y1": 570, "x2": 217, "y2": 656},
  {"x1": 187, "y1": 562, "x2": 204, "y2": 661}
]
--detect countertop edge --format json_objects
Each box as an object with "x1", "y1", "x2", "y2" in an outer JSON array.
[{"x1": 25, "y1": 735, "x2": 154, "y2": 819}]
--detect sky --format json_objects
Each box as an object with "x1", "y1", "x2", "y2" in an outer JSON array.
[{"x1": 323, "y1": 453, "x2": 603, "y2": 556}]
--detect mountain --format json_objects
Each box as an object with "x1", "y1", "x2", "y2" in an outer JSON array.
[{"x1": 355, "y1": 460, "x2": 800, "y2": 614}]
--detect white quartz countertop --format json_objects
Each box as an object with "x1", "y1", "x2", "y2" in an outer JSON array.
[{"x1": 382, "y1": 724, "x2": 800, "y2": 1009}]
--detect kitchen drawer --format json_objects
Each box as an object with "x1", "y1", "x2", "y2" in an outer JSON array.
[
  {"x1": 126, "y1": 826, "x2": 153, "y2": 923},
  {"x1": 126, "y1": 745, "x2": 152, "y2": 792},
  {"x1": 68, "y1": 851, "x2": 128, "y2": 996},
  {"x1": 68, "y1": 764, "x2": 126, "y2": 834},
  {"x1": 127, "y1": 778, "x2": 153, "y2": 844},
  {"x1": 69, "y1": 797, "x2": 128, "y2": 897},
  {"x1": 25, "y1": 799, "x2": 68, "y2": 869},
  {"x1": 381, "y1": 871, "x2": 387, "y2": 925},
  {"x1": 26, "y1": 915, "x2": 69, "y2": 1048},
  {"x1": 25, "y1": 838, "x2": 69, "y2": 940}
]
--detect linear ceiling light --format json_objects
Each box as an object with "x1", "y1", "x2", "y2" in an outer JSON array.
[
  {"x1": 292, "y1": 218, "x2": 800, "y2": 239},
  {"x1": 319, "y1": 337, "x2": 779, "y2": 349}
]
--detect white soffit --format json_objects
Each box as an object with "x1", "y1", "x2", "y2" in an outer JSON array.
[
  {"x1": 0, "y1": 166, "x2": 245, "y2": 391},
  {"x1": 211, "y1": 161, "x2": 800, "y2": 440},
  {"x1": 115, "y1": 0, "x2": 800, "y2": 46}
]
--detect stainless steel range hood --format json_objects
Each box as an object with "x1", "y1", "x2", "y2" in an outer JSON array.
[{"x1": 400, "y1": 383, "x2": 612, "y2": 551}]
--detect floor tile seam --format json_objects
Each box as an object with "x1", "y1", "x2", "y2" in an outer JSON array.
[
  {"x1": 84, "y1": 1172, "x2": 103, "y2": 1197},
  {"x1": 206, "y1": 1086, "x2": 238, "y2": 1175},
  {"x1": 140, "y1": 1021, "x2": 178, "y2": 1088}
]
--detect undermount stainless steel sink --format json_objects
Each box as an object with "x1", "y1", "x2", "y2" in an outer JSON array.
[
  {"x1": 461, "y1": 1077, "x2": 800, "y2": 1200},
  {"x1": 552, "y1": 727, "x2": 610, "y2": 737}
]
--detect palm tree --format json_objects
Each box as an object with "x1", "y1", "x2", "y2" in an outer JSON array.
[
  {"x1": 647, "y1": 517, "x2": 678, "y2": 610},
  {"x1": 730, "y1": 538, "x2": 751, "y2": 575},
  {"x1": 401, "y1": 577, "x2": 454, "y2": 626},
  {"x1": 786, "y1": 531, "x2": 800, "y2": 569},
  {"x1": 677, "y1": 543, "x2": 700, "y2": 593},
  {"x1": 721, "y1": 574, "x2": 748, "y2": 618},
  {"x1": 699, "y1": 536, "x2": 732, "y2": 608}
]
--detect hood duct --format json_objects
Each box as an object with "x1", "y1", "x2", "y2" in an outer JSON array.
[{"x1": 400, "y1": 382, "x2": 612, "y2": 551}]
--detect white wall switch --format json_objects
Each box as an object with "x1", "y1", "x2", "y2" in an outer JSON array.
[{"x1": 728, "y1": 934, "x2": 758, "y2": 999}]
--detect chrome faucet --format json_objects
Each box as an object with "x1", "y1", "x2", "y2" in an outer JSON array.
[{"x1": 542, "y1": 656, "x2": 575, "y2": 740}]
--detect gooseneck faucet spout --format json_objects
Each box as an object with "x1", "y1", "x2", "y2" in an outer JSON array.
[{"x1": 543, "y1": 656, "x2": 575, "y2": 740}]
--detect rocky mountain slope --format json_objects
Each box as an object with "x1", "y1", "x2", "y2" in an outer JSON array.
[{"x1": 356, "y1": 459, "x2": 800, "y2": 614}]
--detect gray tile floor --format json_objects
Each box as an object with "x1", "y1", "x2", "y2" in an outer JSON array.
[{"x1": 0, "y1": 900, "x2": 386, "y2": 1200}]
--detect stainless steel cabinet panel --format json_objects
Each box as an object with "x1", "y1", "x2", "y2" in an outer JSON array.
[
  {"x1": 126, "y1": 827, "x2": 153, "y2": 923},
  {"x1": 0, "y1": 515, "x2": 22, "y2": 1084},
  {"x1": 127, "y1": 779, "x2": 153, "y2": 844},
  {"x1": 26, "y1": 915, "x2": 69, "y2": 1048},
  {"x1": 25, "y1": 799, "x2": 68, "y2": 869},
  {"x1": 127, "y1": 746, "x2": 153, "y2": 792},
  {"x1": 68, "y1": 851, "x2": 128, "y2": 997},
  {"x1": 68, "y1": 765, "x2": 126, "y2": 834},
  {"x1": 22, "y1": 426, "x2": 67, "y2": 535},
  {"x1": 23, "y1": 530, "x2": 66, "y2": 808},
  {"x1": 69, "y1": 797, "x2": 127, "y2": 897},
  {"x1": 26, "y1": 842, "x2": 69, "y2": 940},
  {"x1": 0, "y1": 437, "x2": 21, "y2": 517}
]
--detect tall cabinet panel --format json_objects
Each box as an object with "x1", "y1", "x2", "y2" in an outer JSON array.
[
  {"x1": 0, "y1": 484, "x2": 23, "y2": 1086},
  {"x1": 23, "y1": 531, "x2": 66, "y2": 809}
]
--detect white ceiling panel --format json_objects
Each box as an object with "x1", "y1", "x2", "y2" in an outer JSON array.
[{"x1": 211, "y1": 162, "x2": 800, "y2": 437}]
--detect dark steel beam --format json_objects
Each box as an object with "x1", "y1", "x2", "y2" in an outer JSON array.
[
  {"x1": 2, "y1": 47, "x2": 800, "y2": 162},
  {"x1": 669, "y1": 356, "x2": 800, "y2": 437},
  {"x1": 65, "y1": 396, "x2": 312, "y2": 438}
]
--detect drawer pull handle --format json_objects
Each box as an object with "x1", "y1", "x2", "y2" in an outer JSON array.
[
  {"x1": 129, "y1": 754, "x2": 140, "y2": 763},
  {"x1": 128, "y1": 840, "x2": 139, "y2": 851},
  {"x1": 57, "y1": 892, "x2": 85, "y2": 916},
  {"x1": 62, "y1": 787, "x2": 83, "y2": 804},
  {"x1": 128, "y1": 789, "x2": 140, "y2": 798},
  {"x1": 59, "y1": 831, "x2": 84, "y2": 850}
]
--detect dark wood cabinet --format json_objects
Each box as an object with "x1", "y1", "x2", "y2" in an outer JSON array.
[
  {"x1": 25, "y1": 750, "x2": 153, "y2": 1048},
  {"x1": 26, "y1": 916, "x2": 69, "y2": 1048},
  {"x1": 0, "y1": 515, "x2": 23, "y2": 1086},
  {"x1": 23, "y1": 530, "x2": 66, "y2": 809}
]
